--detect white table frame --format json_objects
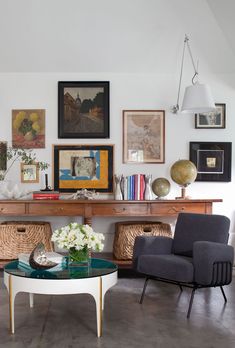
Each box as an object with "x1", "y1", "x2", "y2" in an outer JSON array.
[{"x1": 4, "y1": 270, "x2": 117, "y2": 337}]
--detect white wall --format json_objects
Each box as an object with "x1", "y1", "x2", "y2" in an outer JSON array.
[{"x1": 0, "y1": 72, "x2": 235, "y2": 251}]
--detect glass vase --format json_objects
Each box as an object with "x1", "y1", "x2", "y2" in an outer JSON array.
[{"x1": 68, "y1": 247, "x2": 90, "y2": 267}]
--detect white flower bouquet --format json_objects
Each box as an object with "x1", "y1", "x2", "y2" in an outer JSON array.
[{"x1": 51, "y1": 223, "x2": 105, "y2": 265}]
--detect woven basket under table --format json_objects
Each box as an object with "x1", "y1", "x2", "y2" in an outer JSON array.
[
  {"x1": 0, "y1": 221, "x2": 53, "y2": 260},
  {"x1": 113, "y1": 221, "x2": 172, "y2": 260}
]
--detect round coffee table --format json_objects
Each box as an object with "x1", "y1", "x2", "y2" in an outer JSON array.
[{"x1": 4, "y1": 258, "x2": 117, "y2": 337}]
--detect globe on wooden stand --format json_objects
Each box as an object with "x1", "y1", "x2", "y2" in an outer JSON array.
[
  {"x1": 152, "y1": 177, "x2": 171, "y2": 199},
  {"x1": 170, "y1": 160, "x2": 197, "y2": 199}
]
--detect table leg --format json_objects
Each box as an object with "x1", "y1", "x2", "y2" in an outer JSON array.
[
  {"x1": 95, "y1": 277, "x2": 102, "y2": 337},
  {"x1": 8, "y1": 275, "x2": 15, "y2": 334},
  {"x1": 29, "y1": 293, "x2": 34, "y2": 308}
]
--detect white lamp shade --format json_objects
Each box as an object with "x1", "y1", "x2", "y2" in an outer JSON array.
[{"x1": 181, "y1": 82, "x2": 216, "y2": 113}]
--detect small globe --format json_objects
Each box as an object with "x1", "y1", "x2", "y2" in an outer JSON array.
[
  {"x1": 170, "y1": 160, "x2": 197, "y2": 187},
  {"x1": 152, "y1": 177, "x2": 171, "y2": 198}
]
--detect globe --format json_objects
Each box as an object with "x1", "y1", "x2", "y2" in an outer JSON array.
[
  {"x1": 170, "y1": 160, "x2": 197, "y2": 187},
  {"x1": 152, "y1": 177, "x2": 171, "y2": 198}
]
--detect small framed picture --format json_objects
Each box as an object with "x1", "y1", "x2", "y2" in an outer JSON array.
[
  {"x1": 195, "y1": 103, "x2": 226, "y2": 129},
  {"x1": 21, "y1": 163, "x2": 39, "y2": 183},
  {"x1": 53, "y1": 144, "x2": 114, "y2": 193},
  {"x1": 189, "y1": 142, "x2": 232, "y2": 182},
  {"x1": 0, "y1": 141, "x2": 7, "y2": 171},
  {"x1": 58, "y1": 81, "x2": 110, "y2": 138},
  {"x1": 123, "y1": 110, "x2": 165, "y2": 163}
]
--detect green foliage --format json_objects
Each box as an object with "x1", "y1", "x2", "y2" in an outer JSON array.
[{"x1": 0, "y1": 147, "x2": 49, "y2": 180}]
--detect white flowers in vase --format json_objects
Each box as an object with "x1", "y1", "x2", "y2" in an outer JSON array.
[{"x1": 51, "y1": 223, "x2": 105, "y2": 263}]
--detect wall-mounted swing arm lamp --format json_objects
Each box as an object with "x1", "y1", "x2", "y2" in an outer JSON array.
[{"x1": 172, "y1": 35, "x2": 215, "y2": 114}]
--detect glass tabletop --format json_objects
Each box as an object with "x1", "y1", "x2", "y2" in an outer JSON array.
[{"x1": 4, "y1": 258, "x2": 117, "y2": 280}]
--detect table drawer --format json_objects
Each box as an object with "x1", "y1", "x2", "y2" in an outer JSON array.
[
  {"x1": 29, "y1": 203, "x2": 85, "y2": 216},
  {"x1": 92, "y1": 203, "x2": 148, "y2": 216},
  {"x1": 0, "y1": 203, "x2": 26, "y2": 215},
  {"x1": 150, "y1": 202, "x2": 207, "y2": 215}
]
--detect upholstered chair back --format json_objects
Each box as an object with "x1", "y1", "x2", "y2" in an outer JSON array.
[{"x1": 172, "y1": 213, "x2": 230, "y2": 257}]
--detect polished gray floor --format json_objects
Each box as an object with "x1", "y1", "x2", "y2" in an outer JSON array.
[{"x1": 0, "y1": 272, "x2": 235, "y2": 348}]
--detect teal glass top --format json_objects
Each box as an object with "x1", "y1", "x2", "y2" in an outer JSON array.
[{"x1": 4, "y1": 258, "x2": 117, "y2": 280}]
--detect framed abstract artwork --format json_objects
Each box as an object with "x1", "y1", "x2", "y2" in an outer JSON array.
[
  {"x1": 195, "y1": 104, "x2": 226, "y2": 129},
  {"x1": 123, "y1": 110, "x2": 165, "y2": 163},
  {"x1": 12, "y1": 109, "x2": 45, "y2": 148},
  {"x1": 58, "y1": 81, "x2": 110, "y2": 138},
  {"x1": 189, "y1": 142, "x2": 232, "y2": 182},
  {"x1": 53, "y1": 144, "x2": 114, "y2": 192}
]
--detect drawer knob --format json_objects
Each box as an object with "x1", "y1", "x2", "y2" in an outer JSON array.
[
  {"x1": 168, "y1": 206, "x2": 185, "y2": 213},
  {"x1": 114, "y1": 207, "x2": 126, "y2": 213}
]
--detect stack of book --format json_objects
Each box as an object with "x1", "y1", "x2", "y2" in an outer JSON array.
[
  {"x1": 33, "y1": 191, "x2": 60, "y2": 200},
  {"x1": 123, "y1": 174, "x2": 146, "y2": 200}
]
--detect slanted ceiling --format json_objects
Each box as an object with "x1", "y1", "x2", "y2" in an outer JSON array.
[{"x1": 0, "y1": 0, "x2": 234, "y2": 73}]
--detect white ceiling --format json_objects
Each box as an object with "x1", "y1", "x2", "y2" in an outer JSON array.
[{"x1": 0, "y1": 0, "x2": 234, "y2": 73}]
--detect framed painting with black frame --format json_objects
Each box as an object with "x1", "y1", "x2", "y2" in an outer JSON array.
[
  {"x1": 195, "y1": 103, "x2": 226, "y2": 129},
  {"x1": 53, "y1": 144, "x2": 114, "y2": 193},
  {"x1": 189, "y1": 142, "x2": 232, "y2": 182},
  {"x1": 58, "y1": 81, "x2": 110, "y2": 139}
]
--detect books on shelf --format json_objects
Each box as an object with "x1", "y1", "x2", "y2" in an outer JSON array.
[
  {"x1": 122, "y1": 174, "x2": 146, "y2": 201},
  {"x1": 33, "y1": 191, "x2": 60, "y2": 200}
]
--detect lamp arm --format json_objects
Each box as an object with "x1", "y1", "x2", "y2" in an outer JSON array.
[{"x1": 172, "y1": 34, "x2": 199, "y2": 114}]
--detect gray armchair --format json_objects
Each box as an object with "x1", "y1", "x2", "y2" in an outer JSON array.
[{"x1": 133, "y1": 213, "x2": 234, "y2": 318}]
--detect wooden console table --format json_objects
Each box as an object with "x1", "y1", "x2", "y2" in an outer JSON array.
[{"x1": 0, "y1": 198, "x2": 222, "y2": 268}]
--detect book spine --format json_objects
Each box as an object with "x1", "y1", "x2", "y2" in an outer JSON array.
[
  {"x1": 33, "y1": 196, "x2": 60, "y2": 200},
  {"x1": 123, "y1": 176, "x2": 128, "y2": 200}
]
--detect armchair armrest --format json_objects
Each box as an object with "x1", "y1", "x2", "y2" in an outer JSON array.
[
  {"x1": 132, "y1": 236, "x2": 173, "y2": 270},
  {"x1": 193, "y1": 241, "x2": 234, "y2": 286}
]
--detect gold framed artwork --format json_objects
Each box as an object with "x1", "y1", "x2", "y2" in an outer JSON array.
[
  {"x1": 123, "y1": 110, "x2": 165, "y2": 163},
  {"x1": 21, "y1": 163, "x2": 39, "y2": 183},
  {"x1": 53, "y1": 144, "x2": 114, "y2": 193},
  {"x1": 12, "y1": 109, "x2": 45, "y2": 148}
]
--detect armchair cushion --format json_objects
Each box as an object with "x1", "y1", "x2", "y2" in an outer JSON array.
[
  {"x1": 193, "y1": 241, "x2": 234, "y2": 285},
  {"x1": 137, "y1": 254, "x2": 194, "y2": 283},
  {"x1": 132, "y1": 236, "x2": 173, "y2": 269},
  {"x1": 172, "y1": 213, "x2": 230, "y2": 257}
]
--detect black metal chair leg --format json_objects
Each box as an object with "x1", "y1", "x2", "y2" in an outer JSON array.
[
  {"x1": 179, "y1": 284, "x2": 183, "y2": 292},
  {"x1": 220, "y1": 286, "x2": 227, "y2": 303},
  {"x1": 140, "y1": 277, "x2": 149, "y2": 304},
  {"x1": 187, "y1": 287, "x2": 196, "y2": 318}
]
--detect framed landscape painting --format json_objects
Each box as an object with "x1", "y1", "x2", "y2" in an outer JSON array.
[
  {"x1": 58, "y1": 81, "x2": 110, "y2": 138},
  {"x1": 53, "y1": 144, "x2": 114, "y2": 192},
  {"x1": 12, "y1": 109, "x2": 45, "y2": 148},
  {"x1": 123, "y1": 110, "x2": 165, "y2": 163},
  {"x1": 190, "y1": 142, "x2": 232, "y2": 182}
]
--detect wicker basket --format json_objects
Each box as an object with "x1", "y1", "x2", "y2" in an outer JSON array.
[
  {"x1": 113, "y1": 221, "x2": 172, "y2": 260},
  {"x1": 0, "y1": 221, "x2": 53, "y2": 260}
]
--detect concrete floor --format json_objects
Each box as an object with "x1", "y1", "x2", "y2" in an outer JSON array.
[{"x1": 0, "y1": 272, "x2": 235, "y2": 348}]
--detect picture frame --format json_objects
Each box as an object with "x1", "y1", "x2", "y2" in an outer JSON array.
[
  {"x1": 58, "y1": 81, "x2": 110, "y2": 139},
  {"x1": 12, "y1": 109, "x2": 45, "y2": 148},
  {"x1": 21, "y1": 163, "x2": 39, "y2": 183},
  {"x1": 189, "y1": 142, "x2": 232, "y2": 182},
  {"x1": 0, "y1": 141, "x2": 7, "y2": 171},
  {"x1": 123, "y1": 110, "x2": 165, "y2": 163},
  {"x1": 195, "y1": 103, "x2": 226, "y2": 129},
  {"x1": 53, "y1": 144, "x2": 114, "y2": 193}
]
